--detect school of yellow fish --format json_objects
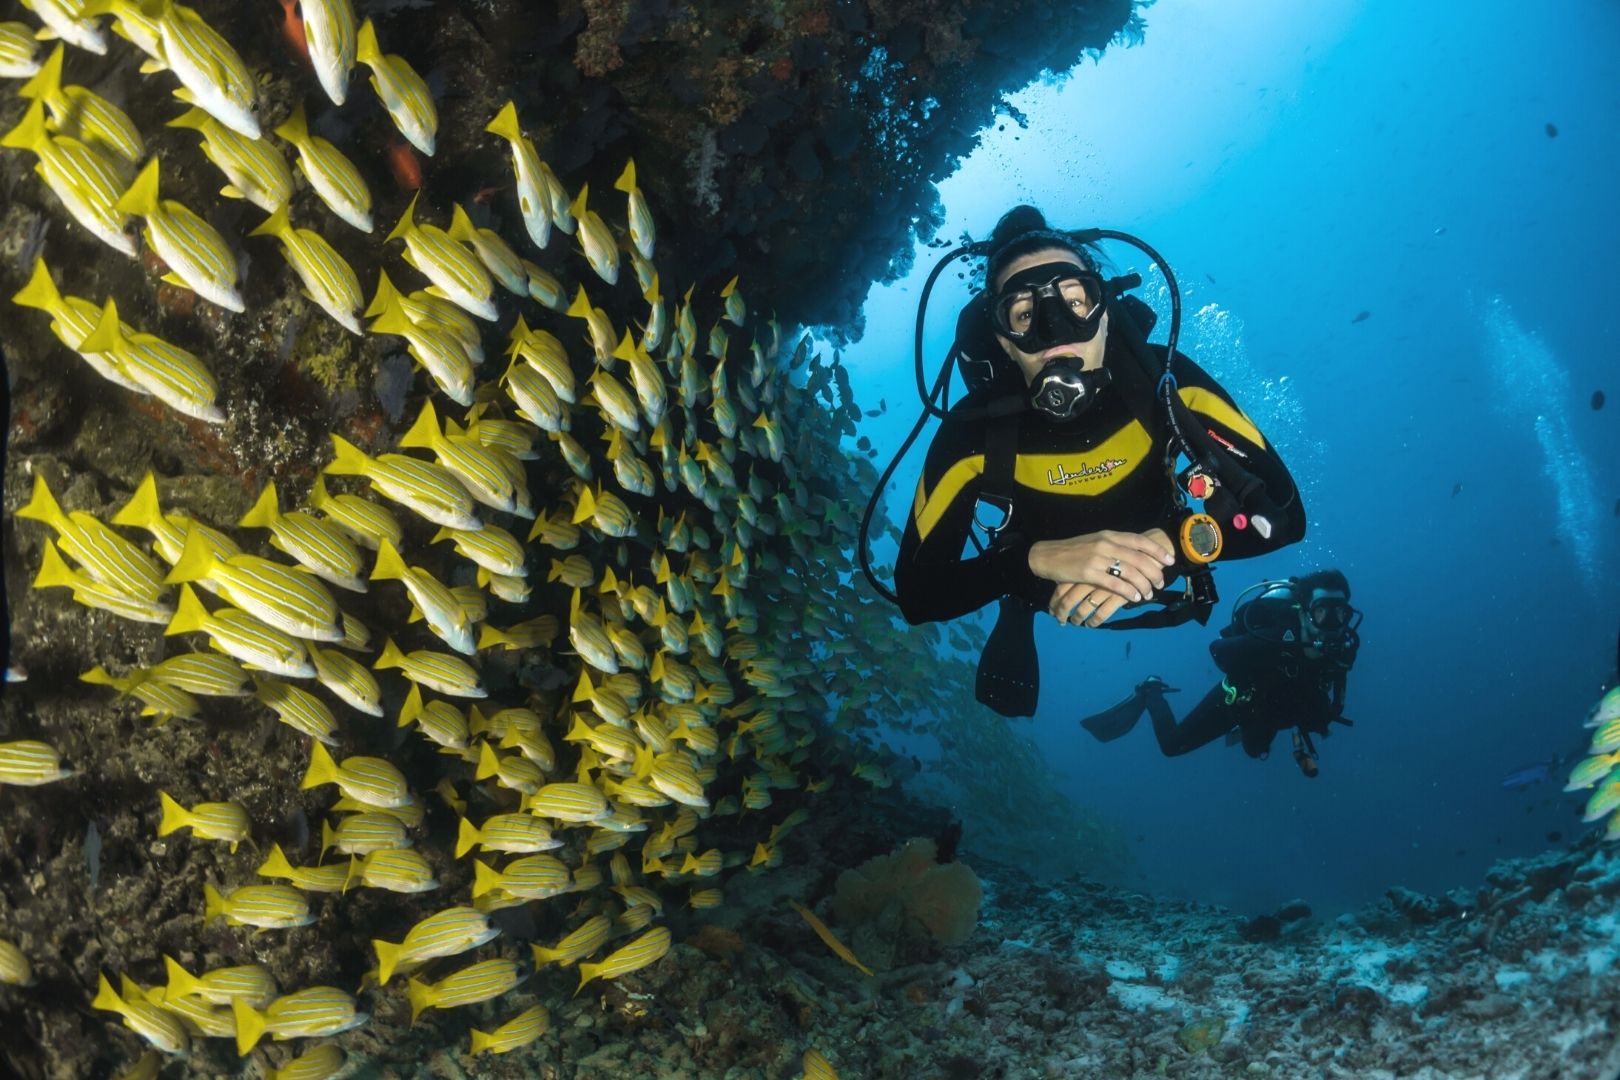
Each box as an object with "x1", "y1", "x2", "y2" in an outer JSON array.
[{"x1": 0, "y1": 1, "x2": 980, "y2": 1074}]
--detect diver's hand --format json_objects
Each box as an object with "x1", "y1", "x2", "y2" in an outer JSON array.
[{"x1": 1029, "y1": 529, "x2": 1176, "y2": 626}]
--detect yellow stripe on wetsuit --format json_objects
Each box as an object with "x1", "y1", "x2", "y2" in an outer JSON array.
[{"x1": 910, "y1": 388, "x2": 1265, "y2": 544}]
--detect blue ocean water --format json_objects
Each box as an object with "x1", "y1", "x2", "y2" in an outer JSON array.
[{"x1": 844, "y1": 0, "x2": 1620, "y2": 916}]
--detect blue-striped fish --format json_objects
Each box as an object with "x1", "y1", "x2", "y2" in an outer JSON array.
[
  {"x1": 157, "y1": 790, "x2": 248, "y2": 850},
  {"x1": 576, "y1": 926, "x2": 671, "y2": 994},
  {"x1": 0, "y1": 739, "x2": 74, "y2": 786},
  {"x1": 92, "y1": 974, "x2": 189, "y2": 1055},
  {"x1": 483, "y1": 101, "x2": 551, "y2": 249},
  {"x1": 203, "y1": 882, "x2": 312, "y2": 929},
  {"x1": 145, "y1": 651, "x2": 248, "y2": 697},
  {"x1": 231, "y1": 987, "x2": 368, "y2": 1056},
  {"x1": 141, "y1": 0, "x2": 258, "y2": 134},
  {"x1": 613, "y1": 158, "x2": 655, "y2": 261},
  {"x1": 20, "y1": 44, "x2": 143, "y2": 164},
  {"x1": 373, "y1": 906, "x2": 498, "y2": 986},
  {"x1": 112, "y1": 472, "x2": 241, "y2": 569},
  {"x1": 238, "y1": 484, "x2": 365, "y2": 592},
  {"x1": 1, "y1": 99, "x2": 134, "y2": 255},
  {"x1": 301, "y1": 0, "x2": 356, "y2": 106},
  {"x1": 301, "y1": 741, "x2": 411, "y2": 808},
  {"x1": 248, "y1": 205, "x2": 363, "y2": 333},
  {"x1": 399, "y1": 400, "x2": 529, "y2": 516},
  {"x1": 383, "y1": 193, "x2": 496, "y2": 320},
  {"x1": 321, "y1": 812, "x2": 408, "y2": 858},
  {"x1": 310, "y1": 645, "x2": 382, "y2": 717},
  {"x1": 34, "y1": 540, "x2": 173, "y2": 624},
  {"x1": 18, "y1": 476, "x2": 170, "y2": 604},
  {"x1": 78, "y1": 299, "x2": 223, "y2": 423},
  {"x1": 523, "y1": 779, "x2": 610, "y2": 823},
  {"x1": 456, "y1": 813, "x2": 558, "y2": 857},
  {"x1": 308, "y1": 474, "x2": 402, "y2": 550},
  {"x1": 269, "y1": 1044, "x2": 344, "y2": 1080},
  {"x1": 432, "y1": 523, "x2": 525, "y2": 579},
  {"x1": 375, "y1": 638, "x2": 485, "y2": 698},
  {"x1": 523, "y1": 258, "x2": 566, "y2": 310},
  {"x1": 10, "y1": 257, "x2": 143, "y2": 391},
  {"x1": 160, "y1": 956, "x2": 276, "y2": 1009},
  {"x1": 347, "y1": 847, "x2": 438, "y2": 893},
  {"x1": 364, "y1": 270, "x2": 476, "y2": 404},
  {"x1": 325, "y1": 434, "x2": 481, "y2": 532},
  {"x1": 20, "y1": 0, "x2": 107, "y2": 54},
  {"x1": 565, "y1": 285, "x2": 617, "y2": 363},
  {"x1": 469, "y1": 1003, "x2": 548, "y2": 1056},
  {"x1": 407, "y1": 958, "x2": 524, "y2": 1022},
  {"x1": 256, "y1": 843, "x2": 351, "y2": 893},
  {"x1": 272, "y1": 103, "x2": 372, "y2": 231},
  {"x1": 252, "y1": 673, "x2": 339, "y2": 744},
  {"x1": 354, "y1": 18, "x2": 434, "y2": 154},
  {"x1": 115, "y1": 158, "x2": 243, "y2": 312},
  {"x1": 166, "y1": 106, "x2": 292, "y2": 212},
  {"x1": 531, "y1": 914, "x2": 611, "y2": 967},
  {"x1": 567, "y1": 183, "x2": 618, "y2": 286},
  {"x1": 803, "y1": 1049, "x2": 840, "y2": 1080},
  {"x1": 0, "y1": 21, "x2": 43, "y2": 77},
  {"x1": 503, "y1": 357, "x2": 568, "y2": 433},
  {"x1": 165, "y1": 585, "x2": 313, "y2": 677},
  {"x1": 163, "y1": 528, "x2": 341, "y2": 643},
  {"x1": 507, "y1": 313, "x2": 577, "y2": 402},
  {"x1": 475, "y1": 742, "x2": 543, "y2": 795},
  {"x1": 371, "y1": 540, "x2": 475, "y2": 656},
  {"x1": 397, "y1": 683, "x2": 469, "y2": 750},
  {"x1": 449, "y1": 203, "x2": 526, "y2": 295},
  {"x1": 472, "y1": 854, "x2": 570, "y2": 900}
]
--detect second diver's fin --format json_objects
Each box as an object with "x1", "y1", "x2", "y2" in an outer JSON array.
[
  {"x1": 976, "y1": 596, "x2": 1039, "y2": 718},
  {"x1": 1080, "y1": 688, "x2": 1149, "y2": 742}
]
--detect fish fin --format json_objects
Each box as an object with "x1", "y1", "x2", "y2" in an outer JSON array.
[
  {"x1": 114, "y1": 157, "x2": 161, "y2": 217},
  {"x1": 474, "y1": 742, "x2": 500, "y2": 782},
  {"x1": 406, "y1": 976, "x2": 431, "y2": 1024},
  {"x1": 383, "y1": 190, "x2": 419, "y2": 245},
  {"x1": 246, "y1": 204, "x2": 289, "y2": 240},
  {"x1": 455, "y1": 816, "x2": 480, "y2": 858},
  {"x1": 371, "y1": 538, "x2": 408, "y2": 583},
  {"x1": 396, "y1": 399, "x2": 440, "y2": 450},
  {"x1": 355, "y1": 18, "x2": 381, "y2": 66},
  {"x1": 447, "y1": 203, "x2": 475, "y2": 243},
  {"x1": 163, "y1": 106, "x2": 212, "y2": 132},
  {"x1": 16, "y1": 43, "x2": 64, "y2": 105},
  {"x1": 109, "y1": 472, "x2": 162, "y2": 529},
  {"x1": 325, "y1": 433, "x2": 373, "y2": 478},
  {"x1": 90, "y1": 973, "x2": 125, "y2": 1014},
  {"x1": 363, "y1": 269, "x2": 401, "y2": 320},
  {"x1": 138, "y1": 58, "x2": 166, "y2": 75},
  {"x1": 162, "y1": 526, "x2": 219, "y2": 586},
  {"x1": 156, "y1": 791, "x2": 191, "y2": 837},
  {"x1": 256, "y1": 842, "x2": 294, "y2": 880},
  {"x1": 164, "y1": 584, "x2": 209, "y2": 636},
  {"x1": 0, "y1": 98, "x2": 48, "y2": 151},
  {"x1": 373, "y1": 637, "x2": 405, "y2": 671},
  {"x1": 10, "y1": 256, "x2": 64, "y2": 315},
  {"x1": 300, "y1": 740, "x2": 342, "y2": 791},
  {"x1": 483, "y1": 100, "x2": 521, "y2": 143},
  {"x1": 237, "y1": 484, "x2": 281, "y2": 528},
  {"x1": 373, "y1": 938, "x2": 401, "y2": 986},
  {"x1": 568, "y1": 183, "x2": 588, "y2": 220},
  {"x1": 161, "y1": 956, "x2": 199, "y2": 1001},
  {"x1": 231, "y1": 996, "x2": 266, "y2": 1056},
  {"x1": 613, "y1": 159, "x2": 636, "y2": 194},
  {"x1": 17, "y1": 473, "x2": 72, "y2": 533},
  {"x1": 272, "y1": 102, "x2": 308, "y2": 145},
  {"x1": 397, "y1": 682, "x2": 422, "y2": 728}
]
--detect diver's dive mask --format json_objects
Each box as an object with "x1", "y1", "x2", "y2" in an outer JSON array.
[{"x1": 990, "y1": 261, "x2": 1112, "y2": 422}]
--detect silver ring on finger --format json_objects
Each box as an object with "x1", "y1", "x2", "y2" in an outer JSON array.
[{"x1": 1108, "y1": 558, "x2": 1123, "y2": 577}]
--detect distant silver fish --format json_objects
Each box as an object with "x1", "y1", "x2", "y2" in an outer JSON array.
[{"x1": 1499, "y1": 759, "x2": 1554, "y2": 790}]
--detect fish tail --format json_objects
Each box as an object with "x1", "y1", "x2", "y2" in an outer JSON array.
[
  {"x1": 474, "y1": 742, "x2": 500, "y2": 782},
  {"x1": 447, "y1": 203, "x2": 475, "y2": 243},
  {"x1": 203, "y1": 882, "x2": 226, "y2": 922},
  {"x1": 90, "y1": 973, "x2": 125, "y2": 1015},
  {"x1": 454, "y1": 816, "x2": 480, "y2": 858},
  {"x1": 258, "y1": 842, "x2": 294, "y2": 880},
  {"x1": 383, "y1": 191, "x2": 419, "y2": 246},
  {"x1": 156, "y1": 791, "x2": 191, "y2": 837},
  {"x1": 405, "y1": 976, "x2": 432, "y2": 1024},
  {"x1": 164, "y1": 106, "x2": 213, "y2": 132},
  {"x1": 319, "y1": 817, "x2": 337, "y2": 861},
  {"x1": 17, "y1": 42, "x2": 65, "y2": 104},
  {"x1": 397, "y1": 682, "x2": 422, "y2": 728},
  {"x1": 32, "y1": 539, "x2": 80, "y2": 591},
  {"x1": 246, "y1": 203, "x2": 290, "y2": 240},
  {"x1": 0, "y1": 98, "x2": 49, "y2": 151},
  {"x1": 469, "y1": 1026, "x2": 493, "y2": 1054},
  {"x1": 397, "y1": 399, "x2": 440, "y2": 451},
  {"x1": 371, "y1": 540, "x2": 407, "y2": 583},
  {"x1": 325, "y1": 433, "x2": 374, "y2": 478},
  {"x1": 162, "y1": 526, "x2": 219, "y2": 586},
  {"x1": 476, "y1": 625, "x2": 509, "y2": 650},
  {"x1": 18, "y1": 471, "x2": 73, "y2": 534},
  {"x1": 301, "y1": 740, "x2": 341, "y2": 791},
  {"x1": 114, "y1": 157, "x2": 161, "y2": 218},
  {"x1": 374, "y1": 637, "x2": 406, "y2": 671},
  {"x1": 165, "y1": 584, "x2": 209, "y2": 636},
  {"x1": 483, "y1": 100, "x2": 521, "y2": 144},
  {"x1": 231, "y1": 996, "x2": 266, "y2": 1056},
  {"x1": 373, "y1": 938, "x2": 402, "y2": 986},
  {"x1": 11, "y1": 256, "x2": 64, "y2": 315},
  {"x1": 571, "y1": 485, "x2": 597, "y2": 525},
  {"x1": 565, "y1": 286, "x2": 591, "y2": 320},
  {"x1": 110, "y1": 472, "x2": 163, "y2": 530},
  {"x1": 271, "y1": 102, "x2": 308, "y2": 145},
  {"x1": 574, "y1": 963, "x2": 597, "y2": 997},
  {"x1": 470, "y1": 858, "x2": 503, "y2": 899},
  {"x1": 568, "y1": 183, "x2": 588, "y2": 221},
  {"x1": 237, "y1": 484, "x2": 281, "y2": 529},
  {"x1": 363, "y1": 269, "x2": 402, "y2": 321},
  {"x1": 77, "y1": 298, "x2": 126, "y2": 355},
  {"x1": 355, "y1": 17, "x2": 381, "y2": 67},
  {"x1": 161, "y1": 956, "x2": 199, "y2": 1001},
  {"x1": 613, "y1": 159, "x2": 636, "y2": 194}
]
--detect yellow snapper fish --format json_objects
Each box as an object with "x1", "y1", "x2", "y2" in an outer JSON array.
[
  {"x1": 471, "y1": 854, "x2": 571, "y2": 902},
  {"x1": 346, "y1": 847, "x2": 438, "y2": 893},
  {"x1": 613, "y1": 158, "x2": 655, "y2": 261},
  {"x1": 720, "y1": 274, "x2": 747, "y2": 326},
  {"x1": 19, "y1": 0, "x2": 107, "y2": 55},
  {"x1": 91, "y1": 974, "x2": 190, "y2": 1056},
  {"x1": 611, "y1": 330, "x2": 668, "y2": 428},
  {"x1": 308, "y1": 474, "x2": 403, "y2": 551},
  {"x1": 156, "y1": 791, "x2": 249, "y2": 851},
  {"x1": 268, "y1": 1044, "x2": 344, "y2": 1080},
  {"x1": 78, "y1": 299, "x2": 223, "y2": 422},
  {"x1": 203, "y1": 882, "x2": 312, "y2": 930},
  {"x1": 112, "y1": 471, "x2": 241, "y2": 568},
  {"x1": 0, "y1": 21, "x2": 43, "y2": 78},
  {"x1": 143, "y1": 0, "x2": 259, "y2": 136},
  {"x1": 576, "y1": 926, "x2": 671, "y2": 995},
  {"x1": 238, "y1": 484, "x2": 365, "y2": 592},
  {"x1": 231, "y1": 987, "x2": 367, "y2": 1056},
  {"x1": 483, "y1": 100, "x2": 551, "y2": 249},
  {"x1": 397, "y1": 683, "x2": 469, "y2": 750},
  {"x1": 803, "y1": 1049, "x2": 840, "y2": 1080},
  {"x1": 365, "y1": 271, "x2": 475, "y2": 405},
  {"x1": 399, "y1": 400, "x2": 529, "y2": 516},
  {"x1": 165, "y1": 106, "x2": 292, "y2": 212},
  {"x1": 18, "y1": 472, "x2": 167, "y2": 600},
  {"x1": 507, "y1": 313, "x2": 578, "y2": 402},
  {"x1": 115, "y1": 158, "x2": 243, "y2": 312},
  {"x1": 384, "y1": 192, "x2": 496, "y2": 320},
  {"x1": 455, "y1": 813, "x2": 558, "y2": 857},
  {"x1": 160, "y1": 956, "x2": 276, "y2": 1009},
  {"x1": 165, "y1": 585, "x2": 313, "y2": 678},
  {"x1": 75, "y1": 0, "x2": 163, "y2": 68},
  {"x1": 373, "y1": 906, "x2": 499, "y2": 986},
  {"x1": 252, "y1": 673, "x2": 339, "y2": 744},
  {"x1": 256, "y1": 843, "x2": 351, "y2": 893},
  {"x1": 568, "y1": 588, "x2": 619, "y2": 673},
  {"x1": 325, "y1": 433, "x2": 481, "y2": 532},
  {"x1": 406, "y1": 958, "x2": 524, "y2": 1023},
  {"x1": 163, "y1": 528, "x2": 341, "y2": 642},
  {"x1": 310, "y1": 644, "x2": 382, "y2": 716},
  {"x1": 375, "y1": 637, "x2": 486, "y2": 698},
  {"x1": 433, "y1": 523, "x2": 525, "y2": 578},
  {"x1": 449, "y1": 203, "x2": 527, "y2": 295},
  {"x1": 10, "y1": 257, "x2": 142, "y2": 392},
  {"x1": 354, "y1": 17, "x2": 434, "y2": 154},
  {"x1": 470, "y1": 1003, "x2": 548, "y2": 1056},
  {"x1": 20, "y1": 44, "x2": 143, "y2": 164},
  {"x1": 0, "y1": 739, "x2": 74, "y2": 786},
  {"x1": 272, "y1": 103, "x2": 372, "y2": 231},
  {"x1": 371, "y1": 539, "x2": 475, "y2": 655},
  {"x1": 300, "y1": 0, "x2": 356, "y2": 105},
  {"x1": 462, "y1": 404, "x2": 539, "y2": 459},
  {"x1": 568, "y1": 183, "x2": 619, "y2": 286},
  {"x1": 565, "y1": 284, "x2": 617, "y2": 363},
  {"x1": 248, "y1": 204, "x2": 363, "y2": 333},
  {"x1": 34, "y1": 538, "x2": 172, "y2": 624},
  {"x1": 144, "y1": 651, "x2": 249, "y2": 697},
  {"x1": 301, "y1": 741, "x2": 411, "y2": 809},
  {"x1": 80, "y1": 665, "x2": 198, "y2": 722},
  {"x1": 1, "y1": 98, "x2": 135, "y2": 256},
  {"x1": 523, "y1": 258, "x2": 567, "y2": 309},
  {"x1": 321, "y1": 812, "x2": 409, "y2": 859},
  {"x1": 531, "y1": 914, "x2": 611, "y2": 967}
]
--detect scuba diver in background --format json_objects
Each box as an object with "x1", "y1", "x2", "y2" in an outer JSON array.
[
  {"x1": 887, "y1": 206, "x2": 1306, "y2": 716},
  {"x1": 1081, "y1": 571, "x2": 1362, "y2": 777}
]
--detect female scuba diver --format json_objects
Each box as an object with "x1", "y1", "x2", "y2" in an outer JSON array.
[
  {"x1": 1081, "y1": 571, "x2": 1362, "y2": 778},
  {"x1": 886, "y1": 206, "x2": 1306, "y2": 716}
]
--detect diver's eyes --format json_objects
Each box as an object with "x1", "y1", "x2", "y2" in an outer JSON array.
[
  {"x1": 1007, "y1": 299, "x2": 1034, "y2": 327},
  {"x1": 1060, "y1": 279, "x2": 1094, "y2": 310}
]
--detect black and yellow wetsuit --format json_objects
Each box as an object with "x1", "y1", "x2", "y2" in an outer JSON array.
[{"x1": 894, "y1": 343, "x2": 1305, "y2": 625}]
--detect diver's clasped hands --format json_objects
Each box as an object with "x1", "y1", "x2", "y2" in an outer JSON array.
[{"x1": 1028, "y1": 528, "x2": 1176, "y2": 627}]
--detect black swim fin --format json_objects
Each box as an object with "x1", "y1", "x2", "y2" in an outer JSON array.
[
  {"x1": 1080, "y1": 688, "x2": 1148, "y2": 742},
  {"x1": 977, "y1": 596, "x2": 1039, "y2": 717}
]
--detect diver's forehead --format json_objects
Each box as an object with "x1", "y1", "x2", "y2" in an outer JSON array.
[{"x1": 994, "y1": 248, "x2": 1083, "y2": 290}]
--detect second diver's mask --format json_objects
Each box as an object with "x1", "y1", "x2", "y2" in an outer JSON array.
[{"x1": 990, "y1": 261, "x2": 1111, "y2": 422}]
